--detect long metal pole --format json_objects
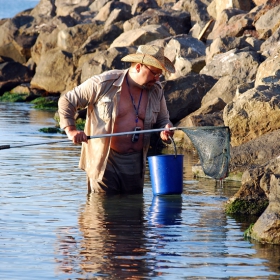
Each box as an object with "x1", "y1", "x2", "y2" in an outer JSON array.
[{"x1": 0, "y1": 127, "x2": 178, "y2": 150}]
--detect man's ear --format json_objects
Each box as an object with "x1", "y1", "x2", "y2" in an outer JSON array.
[{"x1": 135, "y1": 63, "x2": 142, "y2": 73}]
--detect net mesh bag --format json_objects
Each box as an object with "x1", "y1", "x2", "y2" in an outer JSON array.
[{"x1": 180, "y1": 126, "x2": 230, "y2": 180}]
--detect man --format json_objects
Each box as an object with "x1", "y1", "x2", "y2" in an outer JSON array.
[{"x1": 58, "y1": 45, "x2": 175, "y2": 194}]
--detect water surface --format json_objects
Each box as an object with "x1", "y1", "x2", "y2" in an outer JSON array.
[{"x1": 0, "y1": 102, "x2": 280, "y2": 279}]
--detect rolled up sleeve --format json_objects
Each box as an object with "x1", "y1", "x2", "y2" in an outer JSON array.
[{"x1": 58, "y1": 78, "x2": 96, "y2": 129}]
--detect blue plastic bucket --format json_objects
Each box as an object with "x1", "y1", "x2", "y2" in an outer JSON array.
[{"x1": 148, "y1": 154, "x2": 184, "y2": 195}]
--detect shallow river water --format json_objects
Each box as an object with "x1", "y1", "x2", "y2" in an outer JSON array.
[{"x1": 0, "y1": 102, "x2": 280, "y2": 280}]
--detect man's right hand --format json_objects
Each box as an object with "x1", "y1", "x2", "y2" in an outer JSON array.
[{"x1": 65, "y1": 126, "x2": 88, "y2": 144}]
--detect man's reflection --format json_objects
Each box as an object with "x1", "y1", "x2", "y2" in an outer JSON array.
[
  {"x1": 54, "y1": 193, "x2": 184, "y2": 278},
  {"x1": 77, "y1": 193, "x2": 150, "y2": 278}
]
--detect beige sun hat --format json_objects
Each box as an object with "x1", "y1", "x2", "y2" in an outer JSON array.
[{"x1": 121, "y1": 45, "x2": 175, "y2": 73}]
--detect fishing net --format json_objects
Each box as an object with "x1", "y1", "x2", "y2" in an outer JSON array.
[{"x1": 179, "y1": 126, "x2": 231, "y2": 180}]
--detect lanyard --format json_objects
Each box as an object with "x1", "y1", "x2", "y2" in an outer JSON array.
[{"x1": 126, "y1": 75, "x2": 143, "y2": 125}]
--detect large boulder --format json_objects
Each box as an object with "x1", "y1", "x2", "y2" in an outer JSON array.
[
  {"x1": 0, "y1": 59, "x2": 33, "y2": 95},
  {"x1": 79, "y1": 46, "x2": 137, "y2": 82},
  {"x1": 254, "y1": 4, "x2": 280, "y2": 39},
  {"x1": 223, "y1": 85, "x2": 280, "y2": 146},
  {"x1": 57, "y1": 23, "x2": 100, "y2": 53},
  {"x1": 230, "y1": 129, "x2": 280, "y2": 173},
  {"x1": 110, "y1": 24, "x2": 171, "y2": 48},
  {"x1": 260, "y1": 26, "x2": 280, "y2": 57},
  {"x1": 55, "y1": 0, "x2": 92, "y2": 17},
  {"x1": 176, "y1": 97, "x2": 225, "y2": 127},
  {"x1": 94, "y1": 1, "x2": 131, "y2": 22},
  {"x1": 30, "y1": 49, "x2": 75, "y2": 93},
  {"x1": 131, "y1": 0, "x2": 159, "y2": 15},
  {"x1": 73, "y1": 23, "x2": 123, "y2": 58},
  {"x1": 206, "y1": 8, "x2": 255, "y2": 41},
  {"x1": 250, "y1": 172, "x2": 280, "y2": 244},
  {"x1": 200, "y1": 48, "x2": 261, "y2": 83},
  {"x1": 172, "y1": 0, "x2": 210, "y2": 24},
  {"x1": 205, "y1": 35, "x2": 263, "y2": 64},
  {"x1": 164, "y1": 36, "x2": 206, "y2": 79},
  {"x1": 227, "y1": 156, "x2": 280, "y2": 244},
  {"x1": 255, "y1": 52, "x2": 280, "y2": 87},
  {"x1": 214, "y1": 0, "x2": 254, "y2": 20},
  {"x1": 0, "y1": 15, "x2": 39, "y2": 62},
  {"x1": 123, "y1": 8, "x2": 191, "y2": 36},
  {"x1": 201, "y1": 75, "x2": 241, "y2": 105},
  {"x1": 163, "y1": 73, "x2": 217, "y2": 123},
  {"x1": 30, "y1": 0, "x2": 56, "y2": 20}
]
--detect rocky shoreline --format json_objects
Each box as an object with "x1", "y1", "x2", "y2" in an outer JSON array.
[{"x1": 1, "y1": 0, "x2": 280, "y2": 244}]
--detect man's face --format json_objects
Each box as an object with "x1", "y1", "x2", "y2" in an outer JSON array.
[{"x1": 141, "y1": 64, "x2": 163, "y2": 89}]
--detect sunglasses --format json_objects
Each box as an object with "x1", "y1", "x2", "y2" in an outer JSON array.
[{"x1": 142, "y1": 64, "x2": 163, "y2": 79}]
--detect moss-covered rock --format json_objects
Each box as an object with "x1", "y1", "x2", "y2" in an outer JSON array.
[
  {"x1": 39, "y1": 127, "x2": 63, "y2": 134},
  {"x1": 31, "y1": 96, "x2": 58, "y2": 110},
  {"x1": 0, "y1": 92, "x2": 28, "y2": 102},
  {"x1": 244, "y1": 223, "x2": 255, "y2": 238},
  {"x1": 225, "y1": 198, "x2": 269, "y2": 215}
]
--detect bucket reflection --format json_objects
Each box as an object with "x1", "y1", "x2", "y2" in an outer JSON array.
[{"x1": 149, "y1": 195, "x2": 183, "y2": 226}]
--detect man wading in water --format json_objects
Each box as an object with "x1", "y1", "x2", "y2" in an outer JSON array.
[{"x1": 58, "y1": 45, "x2": 175, "y2": 194}]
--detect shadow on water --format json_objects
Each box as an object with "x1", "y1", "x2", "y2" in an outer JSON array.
[{"x1": 1, "y1": 102, "x2": 280, "y2": 279}]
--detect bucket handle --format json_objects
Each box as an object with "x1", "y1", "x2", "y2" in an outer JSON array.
[
  {"x1": 154, "y1": 136, "x2": 177, "y2": 158},
  {"x1": 168, "y1": 136, "x2": 177, "y2": 158}
]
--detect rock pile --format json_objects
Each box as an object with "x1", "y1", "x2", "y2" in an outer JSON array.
[{"x1": 0, "y1": 0, "x2": 280, "y2": 243}]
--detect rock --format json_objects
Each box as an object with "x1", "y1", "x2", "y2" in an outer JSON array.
[
  {"x1": 201, "y1": 75, "x2": 241, "y2": 105},
  {"x1": 214, "y1": 0, "x2": 254, "y2": 20},
  {"x1": 57, "y1": 23, "x2": 100, "y2": 53},
  {"x1": 164, "y1": 35, "x2": 206, "y2": 79},
  {"x1": 80, "y1": 46, "x2": 137, "y2": 82},
  {"x1": 176, "y1": 98, "x2": 225, "y2": 128},
  {"x1": 223, "y1": 85, "x2": 280, "y2": 146},
  {"x1": 30, "y1": 0, "x2": 56, "y2": 19},
  {"x1": 89, "y1": 0, "x2": 111, "y2": 13},
  {"x1": 255, "y1": 51, "x2": 280, "y2": 86},
  {"x1": 163, "y1": 73, "x2": 217, "y2": 123},
  {"x1": 131, "y1": 0, "x2": 159, "y2": 15},
  {"x1": 74, "y1": 23, "x2": 123, "y2": 58},
  {"x1": 110, "y1": 24, "x2": 171, "y2": 48},
  {"x1": 94, "y1": 1, "x2": 131, "y2": 22},
  {"x1": 200, "y1": 48, "x2": 261, "y2": 83},
  {"x1": 205, "y1": 35, "x2": 263, "y2": 64},
  {"x1": 261, "y1": 26, "x2": 280, "y2": 57},
  {"x1": 228, "y1": 157, "x2": 280, "y2": 244},
  {"x1": 30, "y1": 49, "x2": 75, "y2": 93},
  {"x1": 31, "y1": 28, "x2": 60, "y2": 65},
  {"x1": 206, "y1": 8, "x2": 255, "y2": 41},
  {"x1": 104, "y1": 7, "x2": 132, "y2": 29},
  {"x1": 230, "y1": 129, "x2": 280, "y2": 172},
  {"x1": 254, "y1": 3, "x2": 280, "y2": 39},
  {"x1": 0, "y1": 60, "x2": 33, "y2": 95},
  {"x1": 172, "y1": 0, "x2": 210, "y2": 25},
  {"x1": 123, "y1": 8, "x2": 191, "y2": 36},
  {"x1": 55, "y1": 0, "x2": 92, "y2": 17},
  {"x1": 250, "y1": 201, "x2": 280, "y2": 244}
]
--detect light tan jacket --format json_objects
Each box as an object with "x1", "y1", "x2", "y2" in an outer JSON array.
[{"x1": 58, "y1": 69, "x2": 172, "y2": 181}]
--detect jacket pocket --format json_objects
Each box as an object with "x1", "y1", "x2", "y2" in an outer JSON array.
[
  {"x1": 96, "y1": 97, "x2": 113, "y2": 122},
  {"x1": 151, "y1": 103, "x2": 160, "y2": 125}
]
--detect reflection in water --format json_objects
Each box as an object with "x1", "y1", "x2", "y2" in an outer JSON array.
[
  {"x1": 149, "y1": 195, "x2": 182, "y2": 226},
  {"x1": 56, "y1": 194, "x2": 150, "y2": 278}
]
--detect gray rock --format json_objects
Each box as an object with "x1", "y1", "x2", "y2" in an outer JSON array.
[
  {"x1": 0, "y1": 60, "x2": 33, "y2": 95},
  {"x1": 163, "y1": 73, "x2": 217, "y2": 123},
  {"x1": 200, "y1": 48, "x2": 261, "y2": 83},
  {"x1": 224, "y1": 85, "x2": 280, "y2": 146}
]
